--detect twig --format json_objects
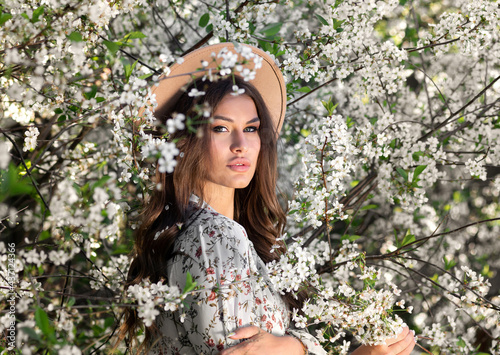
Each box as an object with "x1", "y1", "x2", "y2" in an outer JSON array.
[
  {"x1": 418, "y1": 75, "x2": 500, "y2": 141},
  {"x1": 98, "y1": 35, "x2": 162, "y2": 75},
  {"x1": 415, "y1": 342, "x2": 433, "y2": 354},
  {"x1": 153, "y1": 3, "x2": 183, "y2": 52},
  {"x1": 0, "y1": 128, "x2": 50, "y2": 211}
]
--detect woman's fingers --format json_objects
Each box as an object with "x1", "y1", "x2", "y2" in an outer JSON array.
[
  {"x1": 220, "y1": 327, "x2": 267, "y2": 355},
  {"x1": 385, "y1": 326, "x2": 410, "y2": 346},
  {"x1": 220, "y1": 327, "x2": 304, "y2": 355},
  {"x1": 388, "y1": 328, "x2": 416, "y2": 355},
  {"x1": 228, "y1": 325, "x2": 262, "y2": 340},
  {"x1": 351, "y1": 326, "x2": 417, "y2": 355}
]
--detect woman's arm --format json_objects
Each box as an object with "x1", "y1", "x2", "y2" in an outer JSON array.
[
  {"x1": 219, "y1": 325, "x2": 306, "y2": 355},
  {"x1": 351, "y1": 327, "x2": 416, "y2": 355},
  {"x1": 222, "y1": 325, "x2": 416, "y2": 355}
]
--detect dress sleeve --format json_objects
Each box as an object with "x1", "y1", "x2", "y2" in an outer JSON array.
[
  {"x1": 167, "y1": 215, "x2": 260, "y2": 354},
  {"x1": 286, "y1": 328, "x2": 328, "y2": 355}
]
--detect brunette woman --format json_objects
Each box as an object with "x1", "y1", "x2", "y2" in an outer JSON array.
[{"x1": 117, "y1": 43, "x2": 416, "y2": 355}]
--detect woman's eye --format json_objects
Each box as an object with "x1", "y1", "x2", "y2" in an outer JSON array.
[
  {"x1": 212, "y1": 126, "x2": 228, "y2": 133},
  {"x1": 244, "y1": 126, "x2": 259, "y2": 133}
]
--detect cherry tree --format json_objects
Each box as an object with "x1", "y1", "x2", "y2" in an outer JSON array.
[{"x1": 0, "y1": 0, "x2": 499, "y2": 354}]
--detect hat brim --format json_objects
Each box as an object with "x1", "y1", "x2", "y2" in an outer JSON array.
[{"x1": 144, "y1": 43, "x2": 286, "y2": 134}]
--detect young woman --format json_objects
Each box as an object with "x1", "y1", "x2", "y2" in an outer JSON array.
[{"x1": 118, "y1": 43, "x2": 416, "y2": 355}]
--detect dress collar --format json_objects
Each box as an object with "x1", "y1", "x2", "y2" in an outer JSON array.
[
  {"x1": 189, "y1": 194, "x2": 200, "y2": 204},
  {"x1": 189, "y1": 194, "x2": 217, "y2": 213}
]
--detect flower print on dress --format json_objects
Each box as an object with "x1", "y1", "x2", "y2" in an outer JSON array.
[{"x1": 149, "y1": 198, "x2": 326, "y2": 355}]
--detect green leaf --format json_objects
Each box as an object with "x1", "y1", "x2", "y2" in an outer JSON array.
[
  {"x1": 182, "y1": 272, "x2": 197, "y2": 294},
  {"x1": 332, "y1": 19, "x2": 345, "y2": 29},
  {"x1": 35, "y1": 307, "x2": 49, "y2": 333},
  {"x1": 39, "y1": 230, "x2": 51, "y2": 241},
  {"x1": 103, "y1": 40, "x2": 120, "y2": 54},
  {"x1": 396, "y1": 167, "x2": 408, "y2": 181},
  {"x1": 334, "y1": 0, "x2": 344, "y2": 8},
  {"x1": 412, "y1": 151, "x2": 423, "y2": 161},
  {"x1": 123, "y1": 60, "x2": 138, "y2": 82},
  {"x1": 413, "y1": 165, "x2": 427, "y2": 180},
  {"x1": 139, "y1": 73, "x2": 153, "y2": 80},
  {"x1": 321, "y1": 98, "x2": 338, "y2": 115},
  {"x1": 91, "y1": 175, "x2": 111, "y2": 191},
  {"x1": 68, "y1": 31, "x2": 83, "y2": 42},
  {"x1": 346, "y1": 116, "x2": 354, "y2": 129},
  {"x1": 57, "y1": 115, "x2": 68, "y2": 125},
  {"x1": 481, "y1": 264, "x2": 493, "y2": 278},
  {"x1": 104, "y1": 316, "x2": 114, "y2": 329},
  {"x1": 341, "y1": 234, "x2": 361, "y2": 242},
  {"x1": 300, "y1": 128, "x2": 310, "y2": 137},
  {"x1": 360, "y1": 204, "x2": 378, "y2": 211},
  {"x1": 124, "y1": 31, "x2": 146, "y2": 40},
  {"x1": 35, "y1": 307, "x2": 55, "y2": 342},
  {"x1": 248, "y1": 21, "x2": 256, "y2": 33},
  {"x1": 457, "y1": 337, "x2": 466, "y2": 348},
  {"x1": 259, "y1": 22, "x2": 282, "y2": 37},
  {"x1": 92, "y1": 324, "x2": 104, "y2": 335},
  {"x1": 20, "y1": 327, "x2": 41, "y2": 341},
  {"x1": 66, "y1": 297, "x2": 76, "y2": 307},
  {"x1": 297, "y1": 86, "x2": 311, "y2": 93},
  {"x1": 21, "y1": 12, "x2": 29, "y2": 21},
  {"x1": 393, "y1": 229, "x2": 399, "y2": 246},
  {"x1": 199, "y1": 13, "x2": 210, "y2": 27},
  {"x1": 206, "y1": 24, "x2": 213, "y2": 33},
  {"x1": 83, "y1": 85, "x2": 98, "y2": 100},
  {"x1": 315, "y1": 13, "x2": 329, "y2": 26},
  {"x1": 257, "y1": 39, "x2": 272, "y2": 53},
  {"x1": 0, "y1": 13, "x2": 13, "y2": 26},
  {"x1": 32, "y1": 5, "x2": 44, "y2": 23},
  {"x1": 0, "y1": 163, "x2": 34, "y2": 202},
  {"x1": 443, "y1": 256, "x2": 456, "y2": 271},
  {"x1": 401, "y1": 232, "x2": 415, "y2": 247}
]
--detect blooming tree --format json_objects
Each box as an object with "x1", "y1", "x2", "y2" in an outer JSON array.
[{"x1": 1, "y1": 0, "x2": 499, "y2": 354}]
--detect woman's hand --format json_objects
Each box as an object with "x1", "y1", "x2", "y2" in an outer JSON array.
[
  {"x1": 351, "y1": 326, "x2": 416, "y2": 355},
  {"x1": 219, "y1": 325, "x2": 305, "y2": 355}
]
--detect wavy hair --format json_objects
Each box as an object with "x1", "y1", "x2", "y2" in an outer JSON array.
[{"x1": 114, "y1": 76, "x2": 288, "y2": 353}]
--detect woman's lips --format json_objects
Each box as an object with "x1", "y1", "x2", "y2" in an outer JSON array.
[
  {"x1": 228, "y1": 164, "x2": 250, "y2": 172},
  {"x1": 228, "y1": 158, "x2": 250, "y2": 172}
]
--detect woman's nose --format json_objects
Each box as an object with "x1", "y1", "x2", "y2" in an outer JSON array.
[{"x1": 230, "y1": 131, "x2": 248, "y2": 153}]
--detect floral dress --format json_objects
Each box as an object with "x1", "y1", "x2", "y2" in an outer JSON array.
[{"x1": 149, "y1": 197, "x2": 326, "y2": 355}]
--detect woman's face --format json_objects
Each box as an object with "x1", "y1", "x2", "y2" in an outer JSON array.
[{"x1": 204, "y1": 93, "x2": 261, "y2": 195}]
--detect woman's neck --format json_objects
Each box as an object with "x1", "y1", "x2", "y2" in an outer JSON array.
[{"x1": 201, "y1": 183, "x2": 235, "y2": 219}]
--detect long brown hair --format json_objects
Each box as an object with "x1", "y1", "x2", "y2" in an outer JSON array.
[{"x1": 115, "y1": 76, "x2": 288, "y2": 352}]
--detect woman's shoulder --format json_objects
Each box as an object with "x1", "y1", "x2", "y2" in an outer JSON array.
[
  {"x1": 169, "y1": 206, "x2": 254, "y2": 281},
  {"x1": 176, "y1": 205, "x2": 249, "y2": 252}
]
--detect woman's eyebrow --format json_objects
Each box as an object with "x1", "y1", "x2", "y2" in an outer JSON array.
[{"x1": 212, "y1": 115, "x2": 260, "y2": 124}]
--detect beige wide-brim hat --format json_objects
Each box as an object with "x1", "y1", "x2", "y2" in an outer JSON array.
[{"x1": 144, "y1": 42, "x2": 287, "y2": 134}]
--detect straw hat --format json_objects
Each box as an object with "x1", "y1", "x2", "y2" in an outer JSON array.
[{"x1": 145, "y1": 42, "x2": 287, "y2": 133}]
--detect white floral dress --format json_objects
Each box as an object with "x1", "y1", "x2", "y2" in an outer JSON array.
[{"x1": 149, "y1": 197, "x2": 326, "y2": 355}]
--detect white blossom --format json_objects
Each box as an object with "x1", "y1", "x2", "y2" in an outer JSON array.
[{"x1": 23, "y1": 126, "x2": 39, "y2": 152}]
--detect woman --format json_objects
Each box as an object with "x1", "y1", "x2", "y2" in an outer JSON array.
[{"x1": 118, "y1": 43, "x2": 416, "y2": 355}]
